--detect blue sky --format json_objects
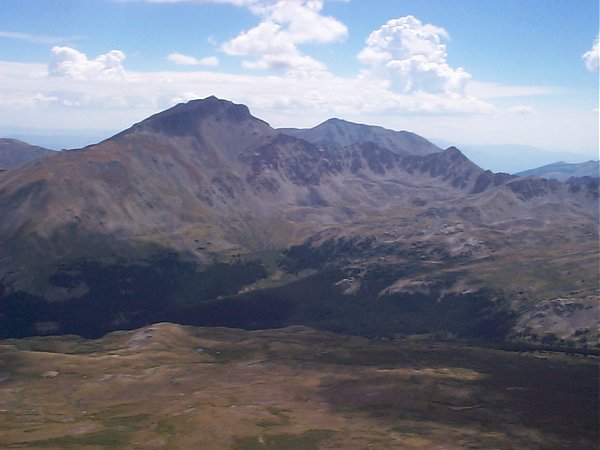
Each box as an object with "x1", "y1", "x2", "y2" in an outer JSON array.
[{"x1": 0, "y1": 0, "x2": 598, "y2": 159}]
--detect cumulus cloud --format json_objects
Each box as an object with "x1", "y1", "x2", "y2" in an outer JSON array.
[
  {"x1": 358, "y1": 16, "x2": 470, "y2": 95},
  {"x1": 582, "y1": 36, "x2": 599, "y2": 72},
  {"x1": 0, "y1": 9, "x2": 508, "y2": 131},
  {"x1": 221, "y1": 0, "x2": 347, "y2": 73},
  {"x1": 167, "y1": 52, "x2": 219, "y2": 66},
  {"x1": 49, "y1": 46, "x2": 127, "y2": 80},
  {"x1": 4, "y1": 55, "x2": 591, "y2": 154}
]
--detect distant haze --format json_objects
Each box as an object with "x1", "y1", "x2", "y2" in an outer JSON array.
[
  {"x1": 440, "y1": 143, "x2": 596, "y2": 174},
  {"x1": 0, "y1": 129, "x2": 117, "y2": 151}
]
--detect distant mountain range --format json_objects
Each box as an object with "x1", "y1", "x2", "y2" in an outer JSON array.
[
  {"x1": 455, "y1": 144, "x2": 595, "y2": 174},
  {"x1": 0, "y1": 97, "x2": 597, "y2": 348},
  {"x1": 516, "y1": 160, "x2": 599, "y2": 181}
]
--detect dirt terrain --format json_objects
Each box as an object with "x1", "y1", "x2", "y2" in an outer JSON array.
[{"x1": 0, "y1": 323, "x2": 597, "y2": 449}]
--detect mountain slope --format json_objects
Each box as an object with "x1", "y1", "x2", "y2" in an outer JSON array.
[
  {"x1": 0, "y1": 97, "x2": 597, "y2": 345},
  {"x1": 279, "y1": 118, "x2": 441, "y2": 156},
  {"x1": 0, "y1": 138, "x2": 54, "y2": 171}
]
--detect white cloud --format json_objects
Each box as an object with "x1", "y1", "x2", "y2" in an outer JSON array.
[
  {"x1": 167, "y1": 52, "x2": 200, "y2": 65},
  {"x1": 0, "y1": 47, "x2": 492, "y2": 134},
  {"x1": 358, "y1": 16, "x2": 470, "y2": 95},
  {"x1": 256, "y1": 0, "x2": 348, "y2": 44},
  {"x1": 49, "y1": 46, "x2": 127, "y2": 80},
  {"x1": 582, "y1": 35, "x2": 599, "y2": 72},
  {"x1": 167, "y1": 52, "x2": 219, "y2": 66},
  {"x1": 114, "y1": 5, "x2": 486, "y2": 112},
  {"x1": 0, "y1": 57, "x2": 597, "y2": 157},
  {"x1": 0, "y1": 9, "x2": 578, "y2": 143},
  {"x1": 221, "y1": 0, "x2": 347, "y2": 73},
  {"x1": 199, "y1": 56, "x2": 219, "y2": 66},
  {"x1": 508, "y1": 105, "x2": 535, "y2": 115}
]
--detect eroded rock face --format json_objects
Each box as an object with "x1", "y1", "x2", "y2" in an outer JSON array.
[{"x1": 514, "y1": 296, "x2": 600, "y2": 346}]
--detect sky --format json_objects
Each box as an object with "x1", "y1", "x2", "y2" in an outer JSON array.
[{"x1": 0, "y1": 0, "x2": 598, "y2": 160}]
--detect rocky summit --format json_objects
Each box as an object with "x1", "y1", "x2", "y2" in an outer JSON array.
[{"x1": 0, "y1": 96, "x2": 597, "y2": 347}]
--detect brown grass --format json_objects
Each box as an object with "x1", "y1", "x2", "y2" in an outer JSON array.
[{"x1": 0, "y1": 323, "x2": 597, "y2": 449}]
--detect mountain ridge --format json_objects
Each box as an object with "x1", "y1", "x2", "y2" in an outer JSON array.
[
  {"x1": 279, "y1": 117, "x2": 441, "y2": 156},
  {"x1": 516, "y1": 160, "x2": 600, "y2": 181},
  {"x1": 0, "y1": 96, "x2": 597, "y2": 346}
]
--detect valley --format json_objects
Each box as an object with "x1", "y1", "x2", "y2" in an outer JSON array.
[{"x1": 0, "y1": 323, "x2": 597, "y2": 449}]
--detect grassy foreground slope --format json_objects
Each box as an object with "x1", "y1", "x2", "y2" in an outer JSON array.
[{"x1": 0, "y1": 323, "x2": 597, "y2": 449}]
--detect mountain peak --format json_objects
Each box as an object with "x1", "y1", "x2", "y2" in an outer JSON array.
[
  {"x1": 320, "y1": 117, "x2": 352, "y2": 126},
  {"x1": 124, "y1": 96, "x2": 268, "y2": 138},
  {"x1": 443, "y1": 146, "x2": 465, "y2": 157},
  {"x1": 280, "y1": 118, "x2": 441, "y2": 156},
  {"x1": 316, "y1": 117, "x2": 376, "y2": 132},
  {"x1": 440, "y1": 146, "x2": 481, "y2": 170}
]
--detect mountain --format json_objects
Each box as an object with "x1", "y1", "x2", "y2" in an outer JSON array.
[
  {"x1": 0, "y1": 97, "x2": 597, "y2": 348},
  {"x1": 516, "y1": 160, "x2": 600, "y2": 181},
  {"x1": 279, "y1": 118, "x2": 441, "y2": 156},
  {"x1": 0, "y1": 138, "x2": 54, "y2": 171}
]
